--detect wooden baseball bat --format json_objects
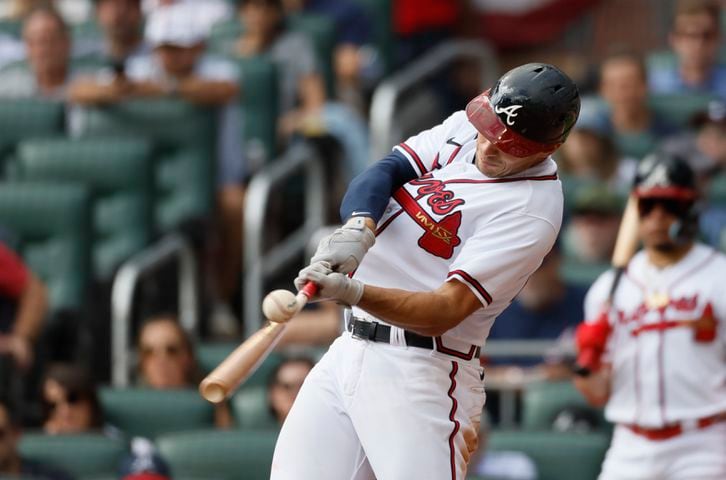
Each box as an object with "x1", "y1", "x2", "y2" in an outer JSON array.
[
  {"x1": 575, "y1": 194, "x2": 640, "y2": 375},
  {"x1": 199, "y1": 283, "x2": 318, "y2": 403}
]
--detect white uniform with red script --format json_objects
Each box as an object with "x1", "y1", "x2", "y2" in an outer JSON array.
[
  {"x1": 272, "y1": 111, "x2": 563, "y2": 479},
  {"x1": 585, "y1": 244, "x2": 726, "y2": 480}
]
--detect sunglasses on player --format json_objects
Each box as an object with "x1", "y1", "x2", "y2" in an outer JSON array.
[{"x1": 637, "y1": 198, "x2": 692, "y2": 218}]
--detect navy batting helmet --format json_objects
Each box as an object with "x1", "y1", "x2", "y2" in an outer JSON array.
[
  {"x1": 633, "y1": 152, "x2": 700, "y2": 243},
  {"x1": 466, "y1": 63, "x2": 580, "y2": 158}
]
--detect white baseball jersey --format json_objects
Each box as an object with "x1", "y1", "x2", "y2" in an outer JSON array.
[
  {"x1": 585, "y1": 243, "x2": 726, "y2": 427},
  {"x1": 352, "y1": 110, "x2": 563, "y2": 348}
]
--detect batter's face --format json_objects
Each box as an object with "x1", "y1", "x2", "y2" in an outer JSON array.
[{"x1": 475, "y1": 134, "x2": 548, "y2": 177}]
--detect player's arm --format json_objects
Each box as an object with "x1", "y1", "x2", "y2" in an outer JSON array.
[
  {"x1": 573, "y1": 368, "x2": 611, "y2": 407},
  {"x1": 357, "y1": 280, "x2": 481, "y2": 336}
]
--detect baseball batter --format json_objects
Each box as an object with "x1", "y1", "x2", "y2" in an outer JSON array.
[
  {"x1": 574, "y1": 154, "x2": 726, "y2": 480},
  {"x1": 271, "y1": 64, "x2": 580, "y2": 480}
]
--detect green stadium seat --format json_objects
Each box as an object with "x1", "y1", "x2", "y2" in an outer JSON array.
[
  {"x1": 352, "y1": 0, "x2": 394, "y2": 74},
  {"x1": 708, "y1": 172, "x2": 726, "y2": 207},
  {"x1": 236, "y1": 57, "x2": 279, "y2": 162},
  {"x1": 0, "y1": 20, "x2": 21, "y2": 38},
  {"x1": 0, "y1": 99, "x2": 65, "y2": 173},
  {"x1": 99, "y1": 387, "x2": 215, "y2": 439},
  {"x1": 198, "y1": 343, "x2": 283, "y2": 388},
  {"x1": 231, "y1": 386, "x2": 278, "y2": 430},
  {"x1": 74, "y1": 99, "x2": 217, "y2": 232},
  {"x1": 650, "y1": 93, "x2": 718, "y2": 129},
  {"x1": 487, "y1": 430, "x2": 610, "y2": 480},
  {"x1": 0, "y1": 183, "x2": 91, "y2": 312},
  {"x1": 522, "y1": 381, "x2": 607, "y2": 432},
  {"x1": 15, "y1": 138, "x2": 153, "y2": 279},
  {"x1": 288, "y1": 14, "x2": 336, "y2": 95},
  {"x1": 18, "y1": 433, "x2": 127, "y2": 479},
  {"x1": 156, "y1": 429, "x2": 279, "y2": 480}
]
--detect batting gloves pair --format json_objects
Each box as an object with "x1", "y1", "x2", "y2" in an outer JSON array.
[{"x1": 295, "y1": 262, "x2": 364, "y2": 306}]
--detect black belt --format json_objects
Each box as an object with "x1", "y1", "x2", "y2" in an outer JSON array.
[{"x1": 347, "y1": 318, "x2": 434, "y2": 350}]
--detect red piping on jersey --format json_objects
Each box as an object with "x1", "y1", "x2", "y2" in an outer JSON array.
[
  {"x1": 432, "y1": 153, "x2": 441, "y2": 170},
  {"x1": 435, "y1": 337, "x2": 480, "y2": 361},
  {"x1": 399, "y1": 142, "x2": 427, "y2": 175},
  {"x1": 375, "y1": 209, "x2": 403, "y2": 236},
  {"x1": 443, "y1": 174, "x2": 558, "y2": 184},
  {"x1": 631, "y1": 320, "x2": 696, "y2": 336},
  {"x1": 446, "y1": 362, "x2": 460, "y2": 480},
  {"x1": 446, "y1": 145, "x2": 463, "y2": 165},
  {"x1": 448, "y1": 270, "x2": 493, "y2": 305}
]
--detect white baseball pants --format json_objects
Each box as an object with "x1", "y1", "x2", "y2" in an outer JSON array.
[
  {"x1": 599, "y1": 423, "x2": 726, "y2": 480},
  {"x1": 271, "y1": 332, "x2": 486, "y2": 480}
]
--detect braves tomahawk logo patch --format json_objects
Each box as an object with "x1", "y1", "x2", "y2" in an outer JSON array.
[{"x1": 494, "y1": 104, "x2": 523, "y2": 126}]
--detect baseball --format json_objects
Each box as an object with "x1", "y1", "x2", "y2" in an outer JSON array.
[{"x1": 262, "y1": 289, "x2": 299, "y2": 323}]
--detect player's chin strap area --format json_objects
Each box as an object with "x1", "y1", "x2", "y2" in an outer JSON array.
[{"x1": 344, "y1": 310, "x2": 481, "y2": 360}]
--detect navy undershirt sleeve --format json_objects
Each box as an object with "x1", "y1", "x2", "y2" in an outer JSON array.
[{"x1": 340, "y1": 150, "x2": 418, "y2": 222}]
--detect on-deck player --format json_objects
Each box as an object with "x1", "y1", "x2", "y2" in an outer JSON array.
[
  {"x1": 271, "y1": 63, "x2": 580, "y2": 480},
  {"x1": 574, "y1": 153, "x2": 726, "y2": 480}
]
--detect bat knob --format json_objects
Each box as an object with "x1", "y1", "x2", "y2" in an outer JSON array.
[{"x1": 199, "y1": 378, "x2": 227, "y2": 404}]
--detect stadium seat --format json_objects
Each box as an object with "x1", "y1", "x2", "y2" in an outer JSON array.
[
  {"x1": 559, "y1": 258, "x2": 609, "y2": 288},
  {"x1": 650, "y1": 93, "x2": 718, "y2": 128},
  {"x1": 99, "y1": 387, "x2": 215, "y2": 439},
  {"x1": 197, "y1": 343, "x2": 283, "y2": 388},
  {"x1": 708, "y1": 172, "x2": 726, "y2": 207},
  {"x1": 73, "y1": 99, "x2": 216, "y2": 232},
  {"x1": 522, "y1": 381, "x2": 607, "y2": 431},
  {"x1": 231, "y1": 386, "x2": 278, "y2": 430},
  {"x1": 352, "y1": 0, "x2": 394, "y2": 74},
  {"x1": 0, "y1": 20, "x2": 21, "y2": 38},
  {"x1": 0, "y1": 99, "x2": 65, "y2": 174},
  {"x1": 487, "y1": 430, "x2": 610, "y2": 480},
  {"x1": 235, "y1": 56, "x2": 279, "y2": 162},
  {"x1": 0, "y1": 183, "x2": 91, "y2": 312},
  {"x1": 15, "y1": 138, "x2": 153, "y2": 279},
  {"x1": 18, "y1": 433, "x2": 127, "y2": 479},
  {"x1": 156, "y1": 429, "x2": 279, "y2": 480},
  {"x1": 288, "y1": 14, "x2": 336, "y2": 95}
]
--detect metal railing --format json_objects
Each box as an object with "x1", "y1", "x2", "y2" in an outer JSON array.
[
  {"x1": 243, "y1": 143, "x2": 325, "y2": 337},
  {"x1": 369, "y1": 39, "x2": 500, "y2": 162},
  {"x1": 110, "y1": 233, "x2": 199, "y2": 387}
]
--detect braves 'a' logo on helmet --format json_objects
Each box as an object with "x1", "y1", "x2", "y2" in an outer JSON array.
[{"x1": 494, "y1": 104, "x2": 523, "y2": 126}]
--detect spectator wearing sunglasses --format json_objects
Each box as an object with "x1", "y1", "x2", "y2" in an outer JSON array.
[
  {"x1": 267, "y1": 356, "x2": 314, "y2": 424},
  {"x1": 41, "y1": 363, "x2": 103, "y2": 435},
  {"x1": 136, "y1": 315, "x2": 232, "y2": 427},
  {"x1": 648, "y1": 0, "x2": 726, "y2": 99},
  {"x1": 0, "y1": 398, "x2": 73, "y2": 480}
]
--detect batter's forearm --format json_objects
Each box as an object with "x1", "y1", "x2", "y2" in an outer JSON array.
[
  {"x1": 357, "y1": 282, "x2": 480, "y2": 337},
  {"x1": 573, "y1": 368, "x2": 611, "y2": 407}
]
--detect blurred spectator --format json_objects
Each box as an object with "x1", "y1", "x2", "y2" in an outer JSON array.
[
  {"x1": 137, "y1": 315, "x2": 232, "y2": 427},
  {"x1": 1, "y1": 0, "x2": 91, "y2": 23},
  {"x1": 0, "y1": 242, "x2": 48, "y2": 372},
  {"x1": 87, "y1": 0, "x2": 149, "y2": 66},
  {"x1": 663, "y1": 100, "x2": 726, "y2": 177},
  {"x1": 234, "y1": 0, "x2": 326, "y2": 138},
  {"x1": 137, "y1": 315, "x2": 198, "y2": 389},
  {"x1": 42, "y1": 363, "x2": 103, "y2": 435},
  {"x1": 563, "y1": 186, "x2": 624, "y2": 266},
  {"x1": 649, "y1": 0, "x2": 726, "y2": 98},
  {"x1": 117, "y1": 437, "x2": 171, "y2": 480},
  {"x1": 487, "y1": 245, "x2": 586, "y2": 368},
  {"x1": 281, "y1": 0, "x2": 380, "y2": 116},
  {"x1": 0, "y1": 398, "x2": 73, "y2": 480},
  {"x1": 599, "y1": 49, "x2": 677, "y2": 159},
  {"x1": 267, "y1": 356, "x2": 314, "y2": 424},
  {"x1": 469, "y1": 414, "x2": 537, "y2": 480},
  {"x1": 393, "y1": 0, "x2": 461, "y2": 65},
  {"x1": 556, "y1": 106, "x2": 636, "y2": 194},
  {"x1": 142, "y1": 0, "x2": 232, "y2": 32},
  {"x1": 0, "y1": 6, "x2": 79, "y2": 98}
]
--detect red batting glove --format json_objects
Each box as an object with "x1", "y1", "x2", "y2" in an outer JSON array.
[{"x1": 575, "y1": 314, "x2": 612, "y2": 373}]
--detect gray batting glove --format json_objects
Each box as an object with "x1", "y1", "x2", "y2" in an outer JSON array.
[
  {"x1": 311, "y1": 217, "x2": 375, "y2": 274},
  {"x1": 295, "y1": 261, "x2": 364, "y2": 306}
]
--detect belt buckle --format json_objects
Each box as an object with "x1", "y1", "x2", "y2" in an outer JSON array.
[{"x1": 350, "y1": 319, "x2": 368, "y2": 340}]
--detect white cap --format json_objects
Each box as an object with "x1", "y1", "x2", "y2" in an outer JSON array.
[{"x1": 145, "y1": 4, "x2": 208, "y2": 48}]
